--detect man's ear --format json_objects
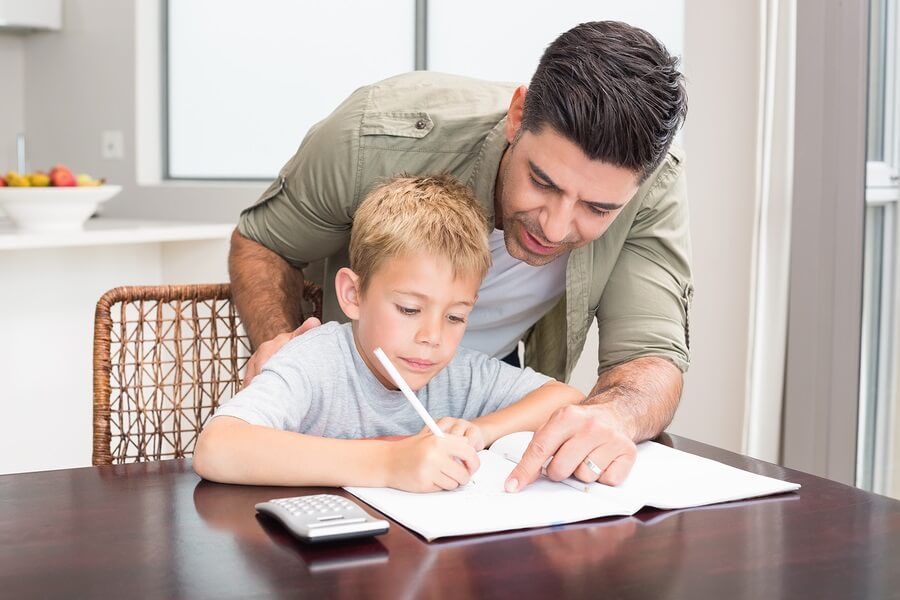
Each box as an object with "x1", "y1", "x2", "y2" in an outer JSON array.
[
  {"x1": 505, "y1": 85, "x2": 527, "y2": 143},
  {"x1": 335, "y1": 267, "x2": 362, "y2": 320}
]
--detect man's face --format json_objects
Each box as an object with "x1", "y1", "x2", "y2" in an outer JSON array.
[
  {"x1": 353, "y1": 253, "x2": 480, "y2": 392},
  {"x1": 496, "y1": 124, "x2": 641, "y2": 266}
]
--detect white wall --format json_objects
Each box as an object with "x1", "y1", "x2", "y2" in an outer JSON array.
[
  {"x1": 674, "y1": 0, "x2": 761, "y2": 451},
  {"x1": 2, "y1": 0, "x2": 764, "y2": 455}
]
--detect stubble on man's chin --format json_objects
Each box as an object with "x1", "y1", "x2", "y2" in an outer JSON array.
[{"x1": 502, "y1": 219, "x2": 568, "y2": 267}]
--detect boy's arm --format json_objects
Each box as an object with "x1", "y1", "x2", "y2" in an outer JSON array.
[
  {"x1": 472, "y1": 381, "x2": 584, "y2": 447},
  {"x1": 193, "y1": 416, "x2": 393, "y2": 487},
  {"x1": 193, "y1": 416, "x2": 480, "y2": 492}
]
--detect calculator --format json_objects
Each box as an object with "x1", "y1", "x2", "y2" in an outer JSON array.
[{"x1": 255, "y1": 494, "x2": 389, "y2": 543}]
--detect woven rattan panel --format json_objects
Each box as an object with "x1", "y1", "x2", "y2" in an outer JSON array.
[{"x1": 105, "y1": 296, "x2": 250, "y2": 463}]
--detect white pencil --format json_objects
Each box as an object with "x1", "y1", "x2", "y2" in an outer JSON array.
[{"x1": 373, "y1": 347, "x2": 444, "y2": 438}]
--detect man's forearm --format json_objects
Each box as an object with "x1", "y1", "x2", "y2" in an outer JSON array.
[
  {"x1": 585, "y1": 356, "x2": 683, "y2": 442},
  {"x1": 228, "y1": 228, "x2": 306, "y2": 349}
]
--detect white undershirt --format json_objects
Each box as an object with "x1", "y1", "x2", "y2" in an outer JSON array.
[{"x1": 461, "y1": 228, "x2": 568, "y2": 358}]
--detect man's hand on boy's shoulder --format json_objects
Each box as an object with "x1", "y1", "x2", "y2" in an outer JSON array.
[
  {"x1": 241, "y1": 317, "x2": 322, "y2": 388},
  {"x1": 504, "y1": 404, "x2": 638, "y2": 492}
]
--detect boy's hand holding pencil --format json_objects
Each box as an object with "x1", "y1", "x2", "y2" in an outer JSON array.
[
  {"x1": 373, "y1": 348, "x2": 482, "y2": 492},
  {"x1": 384, "y1": 431, "x2": 480, "y2": 493}
]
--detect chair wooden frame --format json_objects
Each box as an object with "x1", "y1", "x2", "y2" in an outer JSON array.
[{"x1": 92, "y1": 282, "x2": 322, "y2": 465}]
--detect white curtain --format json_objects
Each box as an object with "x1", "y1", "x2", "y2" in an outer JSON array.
[{"x1": 744, "y1": 0, "x2": 796, "y2": 461}]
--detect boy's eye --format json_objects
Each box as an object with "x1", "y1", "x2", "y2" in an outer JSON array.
[
  {"x1": 395, "y1": 305, "x2": 419, "y2": 316},
  {"x1": 448, "y1": 314, "x2": 467, "y2": 324}
]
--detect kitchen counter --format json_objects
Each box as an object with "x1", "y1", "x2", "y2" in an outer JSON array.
[{"x1": 0, "y1": 217, "x2": 234, "y2": 250}]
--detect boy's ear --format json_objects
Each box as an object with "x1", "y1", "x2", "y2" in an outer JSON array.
[{"x1": 335, "y1": 267, "x2": 362, "y2": 320}]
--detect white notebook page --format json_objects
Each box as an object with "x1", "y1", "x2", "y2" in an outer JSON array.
[{"x1": 346, "y1": 432, "x2": 800, "y2": 541}]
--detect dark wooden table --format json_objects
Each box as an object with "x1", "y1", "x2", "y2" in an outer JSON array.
[{"x1": 1, "y1": 435, "x2": 898, "y2": 599}]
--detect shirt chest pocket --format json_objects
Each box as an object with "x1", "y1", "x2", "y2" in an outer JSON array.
[{"x1": 360, "y1": 111, "x2": 434, "y2": 147}]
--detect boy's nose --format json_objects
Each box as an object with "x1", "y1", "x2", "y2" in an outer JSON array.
[{"x1": 415, "y1": 317, "x2": 442, "y2": 346}]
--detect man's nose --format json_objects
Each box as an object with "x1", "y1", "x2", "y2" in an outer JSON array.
[{"x1": 540, "y1": 200, "x2": 575, "y2": 243}]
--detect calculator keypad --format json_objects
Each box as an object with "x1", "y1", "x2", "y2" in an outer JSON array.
[{"x1": 272, "y1": 494, "x2": 357, "y2": 517}]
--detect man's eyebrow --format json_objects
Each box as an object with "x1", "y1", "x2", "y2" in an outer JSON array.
[
  {"x1": 529, "y1": 160, "x2": 626, "y2": 211},
  {"x1": 394, "y1": 290, "x2": 474, "y2": 307},
  {"x1": 529, "y1": 161, "x2": 562, "y2": 191}
]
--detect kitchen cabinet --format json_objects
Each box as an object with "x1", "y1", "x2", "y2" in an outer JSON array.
[{"x1": 0, "y1": 0, "x2": 61, "y2": 32}]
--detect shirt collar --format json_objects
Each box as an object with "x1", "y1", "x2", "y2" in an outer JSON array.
[{"x1": 467, "y1": 116, "x2": 509, "y2": 225}]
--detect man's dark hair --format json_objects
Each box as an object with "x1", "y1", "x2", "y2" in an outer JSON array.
[{"x1": 521, "y1": 21, "x2": 687, "y2": 182}]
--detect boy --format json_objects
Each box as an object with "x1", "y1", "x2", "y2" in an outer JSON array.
[{"x1": 194, "y1": 176, "x2": 583, "y2": 492}]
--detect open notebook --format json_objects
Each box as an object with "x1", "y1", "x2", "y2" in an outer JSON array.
[{"x1": 345, "y1": 431, "x2": 800, "y2": 541}]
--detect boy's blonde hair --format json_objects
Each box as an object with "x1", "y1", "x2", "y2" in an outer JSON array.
[{"x1": 349, "y1": 175, "x2": 491, "y2": 292}]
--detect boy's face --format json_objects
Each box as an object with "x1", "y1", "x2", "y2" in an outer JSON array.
[{"x1": 351, "y1": 253, "x2": 481, "y2": 392}]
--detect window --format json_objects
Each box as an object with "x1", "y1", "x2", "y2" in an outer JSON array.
[
  {"x1": 165, "y1": 0, "x2": 683, "y2": 180},
  {"x1": 165, "y1": 0, "x2": 415, "y2": 179},
  {"x1": 858, "y1": 0, "x2": 900, "y2": 498}
]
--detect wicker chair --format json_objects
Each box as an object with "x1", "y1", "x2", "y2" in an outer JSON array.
[{"x1": 92, "y1": 282, "x2": 322, "y2": 465}]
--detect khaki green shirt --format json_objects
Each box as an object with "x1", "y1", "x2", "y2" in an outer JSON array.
[{"x1": 238, "y1": 72, "x2": 693, "y2": 383}]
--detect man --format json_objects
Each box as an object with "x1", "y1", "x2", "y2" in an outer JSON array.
[{"x1": 229, "y1": 21, "x2": 691, "y2": 491}]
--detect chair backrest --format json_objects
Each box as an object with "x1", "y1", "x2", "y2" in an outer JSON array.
[{"x1": 92, "y1": 282, "x2": 322, "y2": 465}]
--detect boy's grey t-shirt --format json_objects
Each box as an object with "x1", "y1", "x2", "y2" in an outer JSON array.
[{"x1": 215, "y1": 322, "x2": 552, "y2": 438}]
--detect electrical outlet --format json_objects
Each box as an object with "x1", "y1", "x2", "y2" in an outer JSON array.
[{"x1": 101, "y1": 130, "x2": 124, "y2": 160}]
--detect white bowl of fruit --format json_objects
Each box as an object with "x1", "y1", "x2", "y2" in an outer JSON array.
[{"x1": 0, "y1": 165, "x2": 121, "y2": 232}]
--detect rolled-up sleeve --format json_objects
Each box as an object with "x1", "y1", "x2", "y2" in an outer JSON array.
[{"x1": 595, "y1": 157, "x2": 693, "y2": 373}]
